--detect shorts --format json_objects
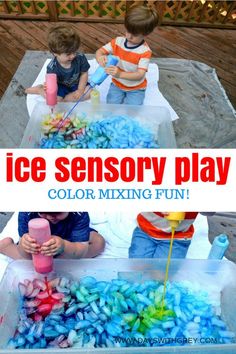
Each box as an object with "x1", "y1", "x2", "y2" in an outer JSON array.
[{"x1": 57, "y1": 84, "x2": 78, "y2": 98}]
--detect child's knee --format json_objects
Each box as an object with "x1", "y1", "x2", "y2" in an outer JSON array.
[
  {"x1": 89, "y1": 231, "x2": 105, "y2": 254},
  {"x1": 128, "y1": 234, "x2": 139, "y2": 258},
  {"x1": 0, "y1": 237, "x2": 14, "y2": 251},
  {"x1": 128, "y1": 243, "x2": 136, "y2": 258},
  {"x1": 95, "y1": 233, "x2": 105, "y2": 253}
]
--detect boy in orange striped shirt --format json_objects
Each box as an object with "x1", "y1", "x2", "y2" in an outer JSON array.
[
  {"x1": 129, "y1": 212, "x2": 215, "y2": 258},
  {"x1": 96, "y1": 5, "x2": 158, "y2": 105}
]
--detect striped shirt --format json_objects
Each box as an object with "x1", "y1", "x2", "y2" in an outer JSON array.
[
  {"x1": 137, "y1": 212, "x2": 199, "y2": 240},
  {"x1": 101, "y1": 37, "x2": 152, "y2": 91}
]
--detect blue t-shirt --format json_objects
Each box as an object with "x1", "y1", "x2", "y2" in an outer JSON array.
[
  {"x1": 18, "y1": 212, "x2": 94, "y2": 242},
  {"x1": 47, "y1": 53, "x2": 90, "y2": 88}
]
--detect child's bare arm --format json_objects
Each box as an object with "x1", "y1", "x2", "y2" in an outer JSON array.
[
  {"x1": 25, "y1": 84, "x2": 46, "y2": 97},
  {"x1": 96, "y1": 48, "x2": 108, "y2": 67},
  {"x1": 60, "y1": 240, "x2": 89, "y2": 258},
  {"x1": 63, "y1": 72, "x2": 88, "y2": 102},
  {"x1": 40, "y1": 236, "x2": 89, "y2": 258},
  {"x1": 105, "y1": 66, "x2": 146, "y2": 81},
  {"x1": 77, "y1": 71, "x2": 88, "y2": 95}
]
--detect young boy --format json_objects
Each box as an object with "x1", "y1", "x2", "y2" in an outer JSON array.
[
  {"x1": 25, "y1": 25, "x2": 90, "y2": 102},
  {"x1": 96, "y1": 5, "x2": 158, "y2": 105},
  {"x1": 129, "y1": 212, "x2": 214, "y2": 258},
  {"x1": 0, "y1": 212, "x2": 105, "y2": 259}
]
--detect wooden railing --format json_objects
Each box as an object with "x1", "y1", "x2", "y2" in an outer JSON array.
[{"x1": 0, "y1": 1, "x2": 235, "y2": 28}]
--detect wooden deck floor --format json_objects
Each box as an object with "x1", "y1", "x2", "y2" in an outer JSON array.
[{"x1": 0, "y1": 20, "x2": 235, "y2": 108}]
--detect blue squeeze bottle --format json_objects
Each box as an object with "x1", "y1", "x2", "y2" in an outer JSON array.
[
  {"x1": 59, "y1": 55, "x2": 119, "y2": 122},
  {"x1": 90, "y1": 55, "x2": 119, "y2": 87},
  {"x1": 208, "y1": 233, "x2": 229, "y2": 259}
]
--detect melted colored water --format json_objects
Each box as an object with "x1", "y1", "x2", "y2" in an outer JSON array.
[
  {"x1": 161, "y1": 227, "x2": 176, "y2": 314},
  {"x1": 30, "y1": 277, "x2": 62, "y2": 319},
  {"x1": 6, "y1": 274, "x2": 235, "y2": 349},
  {"x1": 39, "y1": 114, "x2": 159, "y2": 149}
]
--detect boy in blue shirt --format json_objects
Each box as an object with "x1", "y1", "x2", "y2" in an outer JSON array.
[
  {"x1": 0, "y1": 212, "x2": 105, "y2": 259},
  {"x1": 25, "y1": 25, "x2": 90, "y2": 102}
]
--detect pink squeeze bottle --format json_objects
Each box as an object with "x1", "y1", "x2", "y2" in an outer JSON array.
[
  {"x1": 46, "y1": 73, "x2": 57, "y2": 110},
  {"x1": 29, "y1": 218, "x2": 53, "y2": 274}
]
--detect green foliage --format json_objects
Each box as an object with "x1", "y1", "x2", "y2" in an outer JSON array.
[
  {"x1": 24, "y1": 2, "x2": 31, "y2": 9},
  {"x1": 37, "y1": 2, "x2": 45, "y2": 10},
  {"x1": 75, "y1": 9, "x2": 82, "y2": 15}
]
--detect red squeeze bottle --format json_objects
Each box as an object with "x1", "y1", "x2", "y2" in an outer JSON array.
[
  {"x1": 46, "y1": 73, "x2": 57, "y2": 109},
  {"x1": 29, "y1": 218, "x2": 53, "y2": 274}
]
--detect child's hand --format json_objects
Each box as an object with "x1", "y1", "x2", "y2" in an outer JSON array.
[
  {"x1": 105, "y1": 65, "x2": 120, "y2": 78},
  {"x1": 40, "y1": 236, "x2": 65, "y2": 256},
  {"x1": 98, "y1": 55, "x2": 108, "y2": 67},
  {"x1": 63, "y1": 91, "x2": 80, "y2": 102},
  {"x1": 74, "y1": 89, "x2": 85, "y2": 100},
  {"x1": 21, "y1": 233, "x2": 40, "y2": 254}
]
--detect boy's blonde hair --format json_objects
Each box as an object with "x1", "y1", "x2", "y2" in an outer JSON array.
[
  {"x1": 124, "y1": 5, "x2": 158, "y2": 36},
  {"x1": 48, "y1": 25, "x2": 80, "y2": 54}
]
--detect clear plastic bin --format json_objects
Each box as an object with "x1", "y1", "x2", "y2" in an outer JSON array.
[
  {"x1": 0, "y1": 258, "x2": 236, "y2": 353},
  {"x1": 20, "y1": 102, "x2": 176, "y2": 148}
]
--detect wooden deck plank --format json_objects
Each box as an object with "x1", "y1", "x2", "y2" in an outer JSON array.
[
  {"x1": 86, "y1": 22, "x2": 184, "y2": 58},
  {"x1": 183, "y1": 27, "x2": 236, "y2": 54},
  {"x1": 0, "y1": 27, "x2": 24, "y2": 60},
  {"x1": 0, "y1": 62, "x2": 13, "y2": 97},
  {"x1": 13, "y1": 21, "x2": 49, "y2": 49},
  {"x1": 143, "y1": 27, "x2": 236, "y2": 85},
  {"x1": 0, "y1": 20, "x2": 235, "y2": 108},
  {"x1": 162, "y1": 27, "x2": 236, "y2": 70},
  {"x1": 0, "y1": 41, "x2": 20, "y2": 74},
  {"x1": 0, "y1": 20, "x2": 42, "y2": 50}
]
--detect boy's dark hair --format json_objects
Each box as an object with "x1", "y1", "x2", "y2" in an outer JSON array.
[
  {"x1": 48, "y1": 25, "x2": 80, "y2": 54},
  {"x1": 38, "y1": 212, "x2": 64, "y2": 215},
  {"x1": 124, "y1": 5, "x2": 158, "y2": 36}
]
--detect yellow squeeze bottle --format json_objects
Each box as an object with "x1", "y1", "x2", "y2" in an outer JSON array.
[
  {"x1": 160, "y1": 212, "x2": 185, "y2": 313},
  {"x1": 90, "y1": 88, "x2": 100, "y2": 105},
  {"x1": 165, "y1": 212, "x2": 186, "y2": 229}
]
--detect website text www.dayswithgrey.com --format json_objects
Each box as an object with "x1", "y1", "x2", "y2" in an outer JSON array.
[{"x1": 113, "y1": 336, "x2": 224, "y2": 345}]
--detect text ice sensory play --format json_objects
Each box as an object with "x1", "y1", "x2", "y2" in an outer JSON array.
[{"x1": 6, "y1": 152, "x2": 230, "y2": 185}]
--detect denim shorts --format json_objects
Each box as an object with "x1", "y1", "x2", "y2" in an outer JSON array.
[
  {"x1": 129, "y1": 227, "x2": 191, "y2": 259},
  {"x1": 106, "y1": 83, "x2": 145, "y2": 105},
  {"x1": 57, "y1": 83, "x2": 78, "y2": 98}
]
